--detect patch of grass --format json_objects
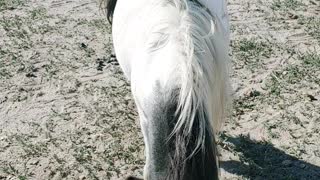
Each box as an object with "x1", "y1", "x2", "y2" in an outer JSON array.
[
  {"x1": 271, "y1": 0, "x2": 305, "y2": 11},
  {"x1": 0, "y1": 16, "x2": 31, "y2": 78},
  {"x1": 0, "y1": 68, "x2": 13, "y2": 79},
  {"x1": 233, "y1": 38, "x2": 273, "y2": 58},
  {"x1": 89, "y1": 19, "x2": 111, "y2": 32},
  {"x1": 18, "y1": 176, "x2": 27, "y2": 180},
  {"x1": 0, "y1": 7, "x2": 54, "y2": 41},
  {"x1": 265, "y1": 51, "x2": 320, "y2": 95},
  {"x1": 300, "y1": 52, "x2": 320, "y2": 84},
  {"x1": 266, "y1": 75, "x2": 282, "y2": 96},
  {"x1": 271, "y1": 65, "x2": 306, "y2": 87},
  {"x1": 73, "y1": 146, "x2": 93, "y2": 163},
  {"x1": 0, "y1": 48, "x2": 21, "y2": 79},
  {"x1": 2, "y1": 164, "x2": 19, "y2": 175},
  {"x1": 30, "y1": 7, "x2": 47, "y2": 19},
  {"x1": 1, "y1": 164, "x2": 28, "y2": 179},
  {"x1": 0, "y1": 0, "x2": 25, "y2": 11},
  {"x1": 298, "y1": 17, "x2": 320, "y2": 41},
  {"x1": 232, "y1": 38, "x2": 273, "y2": 70},
  {"x1": 1, "y1": 16, "x2": 25, "y2": 35},
  {"x1": 76, "y1": 18, "x2": 111, "y2": 33},
  {"x1": 12, "y1": 135, "x2": 49, "y2": 157},
  {"x1": 300, "y1": 52, "x2": 320, "y2": 67},
  {"x1": 281, "y1": 65, "x2": 304, "y2": 84},
  {"x1": 0, "y1": 6, "x2": 56, "y2": 79},
  {"x1": 29, "y1": 8, "x2": 56, "y2": 34},
  {"x1": 280, "y1": 52, "x2": 320, "y2": 85},
  {"x1": 0, "y1": 16, "x2": 32, "y2": 49}
]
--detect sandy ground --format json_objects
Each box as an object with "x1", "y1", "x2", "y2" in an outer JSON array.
[{"x1": 0, "y1": 0, "x2": 319, "y2": 179}]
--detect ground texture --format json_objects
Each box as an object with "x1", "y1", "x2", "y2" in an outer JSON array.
[{"x1": 0, "y1": 0, "x2": 319, "y2": 179}]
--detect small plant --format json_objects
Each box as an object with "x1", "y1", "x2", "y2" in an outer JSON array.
[
  {"x1": 30, "y1": 7, "x2": 47, "y2": 19},
  {"x1": 268, "y1": 75, "x2": 281, "y2": 96},
  {"x1": 18, "y1": 176, "x2": 27, "y2": 180},
  {"x1": 0, "y1": 0, "x2": 25, "y2": 11},
  {"x1": 271, "y1": 0, "x2": 304, "y2": 11},
  {"x1": 283, "y1": 65, "x2": 304, "y2": 84},
  {"x1": 300, "y1": 52, "x2": 320, "y2": 67},
  {"x1": 298, "y1": 17, "x2": 320, "y2": 42},
  {"x1": 233, "y1": 38, "x2": 273, "y2": 59},
  {"x1": 232, "y1": 38, "x2": 273, "y2": 70},
  {"x1": 76, "y1": 18, "x2": 111, "y2": 33}
]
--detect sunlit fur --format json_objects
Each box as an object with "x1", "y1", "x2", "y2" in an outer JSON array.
[{"x1": 100, "y1": 0, "x2": 231, "y2": 179}]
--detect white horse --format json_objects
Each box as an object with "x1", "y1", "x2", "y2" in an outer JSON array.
[{"x1": 100, "y1": 0, "x2": 231, "y2": 179}]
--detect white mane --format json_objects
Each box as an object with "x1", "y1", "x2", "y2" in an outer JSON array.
[{"x1": 151, "y1": 0, "x2": 230, "y2": 149}]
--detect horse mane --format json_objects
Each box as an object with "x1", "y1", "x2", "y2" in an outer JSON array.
[
  {"x1": 99, "y1": 0, "x2": 117, "y2": 23},
  {"x1": 150, "y1": 0, "x2": 230, "y2": 179}
]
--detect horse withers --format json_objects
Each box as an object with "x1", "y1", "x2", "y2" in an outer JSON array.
[{"x1": 100, "y1": 0, "x2": 231, "y2": 179}]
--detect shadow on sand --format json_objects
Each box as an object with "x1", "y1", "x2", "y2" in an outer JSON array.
[{"x1": 220, "y1": 134, "x2": 320, "y2": 180}]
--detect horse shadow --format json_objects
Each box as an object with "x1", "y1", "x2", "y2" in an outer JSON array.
[{"x1": 219, "y1": 134, "x2": 320, "y2": 180}]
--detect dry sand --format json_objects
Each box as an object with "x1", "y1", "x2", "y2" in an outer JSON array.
[{"x1": 0, "y1": 0, "x2": 319, "y2": 179}]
